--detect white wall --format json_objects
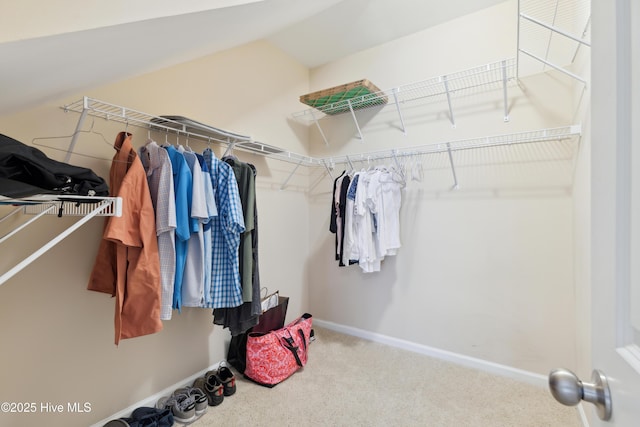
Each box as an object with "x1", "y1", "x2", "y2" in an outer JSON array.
[
  {"x1": 0, "y1": 1, "x2": 588, "y2": 425},
  {"x1": 0, "y1": 40, "x2": 310, "y2": 427},
  {"x1": 306, "y1": 0, "x2": 580, "y2": 374}
]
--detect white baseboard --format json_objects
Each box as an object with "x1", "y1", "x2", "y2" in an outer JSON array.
[
  {"x1": 313, "y1": 318, "x2": 548, "y2": 386},
  {"x1": 89, "y1": 361, "x2": 221, "y2": 427},
  {"x1": 314, "y1": 319, "x2": 588, "y2": 426},
  {"x1": 577, "y1": 403, "x2": 590, "y2": 427},
  {"x1": 92, "y1": 321, "x2": 589, "y2": 427}
]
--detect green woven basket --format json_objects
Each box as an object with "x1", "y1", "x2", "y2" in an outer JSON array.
[{"x1": 300, "y1": 79, "x2": 387, "y2": 115}]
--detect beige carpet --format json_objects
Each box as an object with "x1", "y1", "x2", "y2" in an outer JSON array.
[{"x1": 191, "y1": 327, "x2": 581, "y2": 427}]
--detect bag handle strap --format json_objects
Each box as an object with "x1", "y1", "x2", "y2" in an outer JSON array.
[
  {"x1": 298, "y1": 328, "x2": 307, "y2": 351},
  {"x1": 281, "y1": 335, "x2": 303, "y2": 367}
]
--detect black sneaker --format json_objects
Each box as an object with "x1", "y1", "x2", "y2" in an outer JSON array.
[
  {"x1": 193, "y1": 374, "x2": 224, "y2": 406},
  {"x1": 215, "y1": 363, "x2": 236, "y2": 396}
]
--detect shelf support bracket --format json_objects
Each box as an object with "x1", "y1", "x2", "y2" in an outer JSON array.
[
  {"x1": 519, "y1": 48, "x2": 587, "y2": 86},
  {"x1": 347, "y1": 99, "x2": 364, "y2": 141},
  {"x1": 310, "y1": 109, "x2": 329, "y2": 146},
  {"x1": 321, "y1": 159, "x2": 334, "y2": 180},
  {"x1": 443, "y1": 76, "x2": 456, "y2": 128},
  {"x1": 64, "y1": 97, "x2": 90, "y2": 163},
  {"x1": 280, "y1": 158, "x2": 304, "y2": 191},
  {"x1": 0, "y1": 206, "x2": 23, "y2": 226},
  {"x1": 0, "y1": 205, "x2": 57, "y2": 245},
  {"x1": 501, "y1": 60, "x2": 510, "y2": 122},
  {"x1": 0, "y1": 200, "x2": 112, "y2": 287},
  {"x1": 446, "y1": 143, "x2": 459, "y2": 190},
  {"x1": 392, "y1": 88, "x2": 407, "y2": 135}
]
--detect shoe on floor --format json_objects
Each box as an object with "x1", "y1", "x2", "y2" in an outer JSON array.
[
  {"x1": 193, "y1": 374, "x2": 224, "y2": 406},
  {"x1": 103, "y1": 420, "x2": 130, "y2": 427},
  {"x1": 174, "y1": 386, "x2": 208, "y2": 416},
  {"x1": 212, "y1": 362, "x2": 236, "y2": 396},
  {"x1": 157, "y1": 393, "x2": 196, "y2": 424},
  {"x1": 130, "y1": 406, "x2": 174, "y2": 427}
]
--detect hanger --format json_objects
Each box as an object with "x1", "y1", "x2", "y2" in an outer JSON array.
[
  {"x1": 184, "y1": 134, "x2": 193, "y2": 152},
  {"x1": 31, "y1": 117, "x2": 116, "y2": 161},
  {"x1": 345, "y1": 155, "x2": 355, "y2": 175},
  {"x1": 222, "y1": 141, "x2": 237, "y2": 158}
]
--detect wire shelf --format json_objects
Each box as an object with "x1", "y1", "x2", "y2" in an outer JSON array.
[
  {"x1": 517, "y1": 0, "x2": 590, "y2": 84},
  {"x1": 292, "y1": 58, "x2": 516, "y2": 123},
  {"x1": 18, "y1": 196, "x2": 122, "y2": 217},
  {"x1": 63, "y1": 97, "x2": 319, "y2": 166},
  {"x1": 320, "y1": 125, "x2": 581, "y2": 165}
]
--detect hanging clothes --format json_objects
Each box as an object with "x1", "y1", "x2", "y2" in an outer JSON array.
[
  {"x1": 163, "y1": 145, "x2": 192, "y2": 311},
  {"x1": 139, "y1": 140, "x2": 177, "y2": 321},
  {"x1": 353, "y1": 169, "x2": 381, "y2": 272},
  {"x1": 203, "y1": 148, "x2": 245, "y2": 309},
  {"x1": 178, "y1": 146, "x2": 209, "y2": 307},
  {"x1": 329, "y1": 171, "x2": 350, "y2": 267},
  {"x1": 87, "y1": 131, "x2": 162, "y2": 345},
  {"x1": 334, "y1": 166, "x2": 404, "y2": 273},
  {"x1": 342, "y1": 172, "x2": 360, "y2": 266},
  {"x1": 222, "y1": 156, "x2": 256, "y2": 303},
  {"x1": 329, "y1": 171, "x2": 345, "y2": 264},
  {"x1": 377, "y1": 169, "x2": 403, "y2": 256},
  {"x1": 213, "y1": 157, "x2": 261, "y2": 336},
  {"x1": 196, "y1": 153, "x2": 218, "y2": 308}
]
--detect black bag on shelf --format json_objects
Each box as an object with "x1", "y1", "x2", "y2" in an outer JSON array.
[
  {"x1": 227, "y1": 294, "x2": 289, "y2": 374},
  {"x1": 0, "y1": 133, "x2": 109, "y2": 197}
]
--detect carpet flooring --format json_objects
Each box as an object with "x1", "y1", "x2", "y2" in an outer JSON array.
[{"x1": 190, "y1": 326, "x2": 581, "y2": 427}]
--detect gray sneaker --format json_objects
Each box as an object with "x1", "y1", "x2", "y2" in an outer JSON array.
[
  {"x1": 174, "y1": 386, "x2": 208, "y2": 416},
  {"x1": 156, "y1": 393, "x2": 196, "y2": 424}
]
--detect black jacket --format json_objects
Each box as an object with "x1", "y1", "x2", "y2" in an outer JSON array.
[{"x1": 0, "y1": 133, "x2": 108, "y2": 198}]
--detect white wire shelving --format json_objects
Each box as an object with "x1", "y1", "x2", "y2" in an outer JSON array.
[
  {"x1": 517, "y1": 0, "x2": 590, "y2": 84},
  {"x1": 61, "y1": 97, "x2": 581, "y2": 190},
  {"x1": 0, "y1": 195, "x2": 122, "y2": 287},
  {"x1": 62, "y1": 97, "x2": 321, "y2": 168},
  {"x1": 319, "y1": 125, "x2": 581, "y2": 189},
  {"x1": 292, "y1": 58, "x2": 517, "y2": 144}
]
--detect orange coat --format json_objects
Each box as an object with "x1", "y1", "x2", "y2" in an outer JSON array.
[{"x1": 88, "y1": 132, "x2": 162, "y2": 344}]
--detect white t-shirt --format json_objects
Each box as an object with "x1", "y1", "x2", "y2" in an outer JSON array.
[
  {"x1": 378, "y1": 169, "x2": 403, "y2": 256},
  {"x1": 354, "y1": 170, "x2": 381, "y2": 273}
]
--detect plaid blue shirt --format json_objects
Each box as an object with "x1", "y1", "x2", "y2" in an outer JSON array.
[{"x1": 203, "y1": 149, "x2": 245, "y2": 308}]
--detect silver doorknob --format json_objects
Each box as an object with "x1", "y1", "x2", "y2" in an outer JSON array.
[{"x1": 548, "y1": 368, "x2": 612, "y2": 421}]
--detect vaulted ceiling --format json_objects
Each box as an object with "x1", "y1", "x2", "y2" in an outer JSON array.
[{"x1": 0, "y1": 0, "x2": 506, "y2": 115}]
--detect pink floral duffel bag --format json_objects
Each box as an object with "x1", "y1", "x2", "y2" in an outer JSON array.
[{"x1": 244, "y1": 313, "x2": 313, "y2": 387}]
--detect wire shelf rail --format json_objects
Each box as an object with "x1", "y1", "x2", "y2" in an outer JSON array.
[
  {"x1": 517, "y1": 0, "x2": 590, "y2": 84},
  {"x1": 292, "y1": 58, "x2": 517, "y2": 144},
  {"x1": 62, "y1": 97, "x2": 321, "y2": 167}
]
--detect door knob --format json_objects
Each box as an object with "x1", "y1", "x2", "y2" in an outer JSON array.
[{"x1": 548, "y1": 368, "x2": 612, "y2": 421}]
